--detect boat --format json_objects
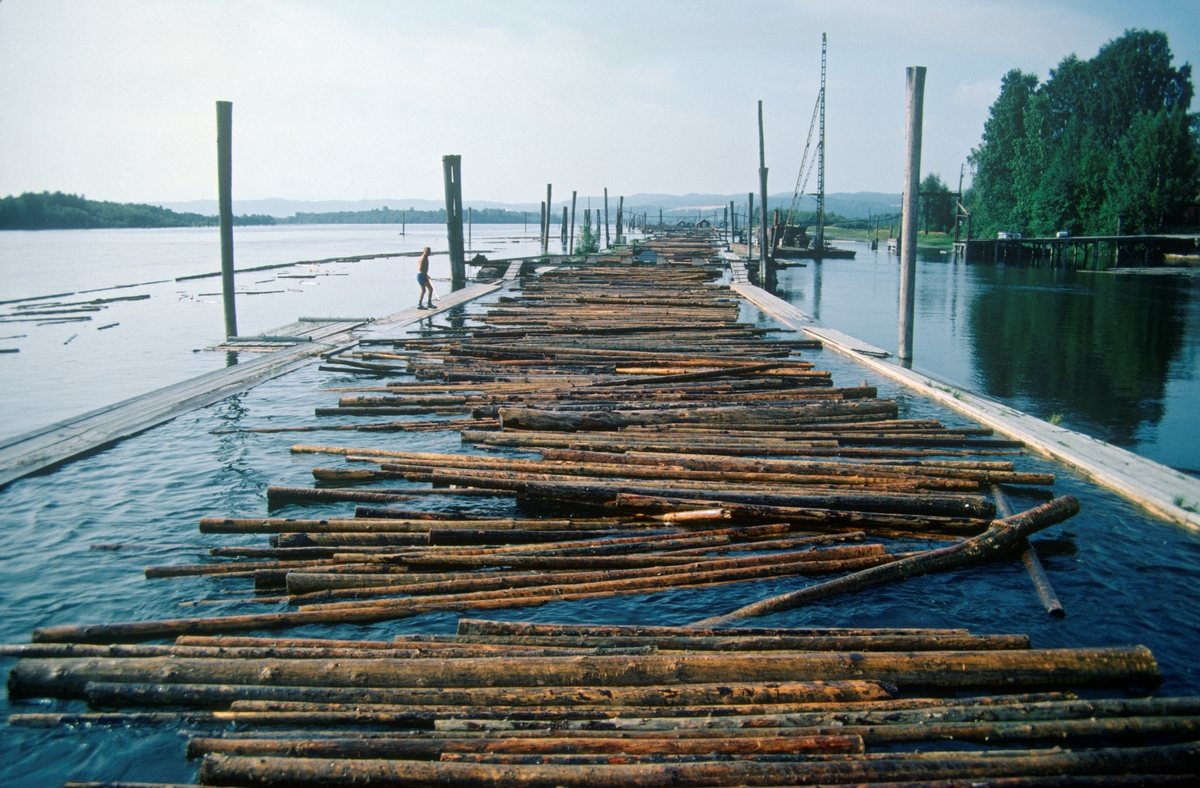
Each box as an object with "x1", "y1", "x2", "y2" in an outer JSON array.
[{"x1": 773, "y1": 33, "x2": 856, "y2": 262}]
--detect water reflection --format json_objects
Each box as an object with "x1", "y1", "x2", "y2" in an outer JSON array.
[
  {"x1": 769, "y1": 244, "x2": 1200, "y2": 470},
  {"x1": 967, "y1": 268, "x2": 1189, "y2": 446}
]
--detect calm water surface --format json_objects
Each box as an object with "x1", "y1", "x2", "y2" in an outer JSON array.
[{"x1": 1, "y1": 228, "x2": 1199, "y2": 786}]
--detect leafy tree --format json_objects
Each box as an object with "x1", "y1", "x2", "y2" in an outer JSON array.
[
  {"x1": 968, "y1": 30, "x2": 1199, "y2": 237},
  {"x1": 1104, "y1": 108, "x2": 1200, "y2": 233},
  {"x1": 919, "y1": 173, "x2": 954, "y2": 234}
]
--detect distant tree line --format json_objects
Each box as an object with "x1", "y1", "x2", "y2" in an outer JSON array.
[
  {"x1": 0, "y1": 192, "x2": 275, "y2": 230},
  {"x1": 967, "y1": 30, "x2": 1200, "y2": 237},
  {"x1": 0, "y1": 194, "x2": 543, "y2": 230}
]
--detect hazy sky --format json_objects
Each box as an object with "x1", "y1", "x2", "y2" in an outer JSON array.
[{"x1": 2, "y1": 0, "x2": 1198, "y2": 205}]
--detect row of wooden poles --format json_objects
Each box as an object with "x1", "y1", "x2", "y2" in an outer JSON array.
[{"x1": 8, "y1": 239, "x2": 1198, "y2": 785}]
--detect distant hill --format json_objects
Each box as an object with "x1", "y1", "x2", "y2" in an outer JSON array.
[{"x1": 154, "y1": 192, "x2": 902, "y2": 221}]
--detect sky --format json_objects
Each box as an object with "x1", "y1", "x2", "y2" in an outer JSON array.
[{"x1": 2, "y1": 0, "x2": 1198, "y2": 206}]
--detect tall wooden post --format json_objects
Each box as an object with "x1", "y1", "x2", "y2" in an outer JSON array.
[
  {"x1": 442, "y1": 155, "x2": 466, "y2": 288},
  {"x1": 730, "y1": 200, "x2": 736, "y2": 246},
  {"x1": 616, "y1": 196, "x2": 624, "y2": 241},
  {"x1": 748, "y1": 192, "x2": 754, "y2": 259},
  {"x1": 561, "y1": 207, "x2": 568, "y2": 245},
  {"x1": 603, "y1": 188, "x2": 610, "y2": 249},
  {"x1": 539, "y1": 202, "x2": 547, "y2": 252},
  {"x1": 215, "y1": 101, "x2": 237, "y2": 339},
  {"x1": 467, "y1": 206, "x2": 472, "y2": 251},
  {"x1": 898, "y1": 66, "x2": 926, "y2": 364},
  {"x1": 758, "y1": 100, "x2": 770, "y2": 283},
  {"x1": 543, "y1": 184, "x2": 552, "y2": 253},
  {"x1": 569, "y1": 191, "x2": 577, "y2": 254}
]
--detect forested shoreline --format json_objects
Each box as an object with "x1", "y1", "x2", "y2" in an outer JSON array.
[
  {"x1": 0, "y1": 192, "x2": 276, "y2": 230},
  {"x1": 966, "y1": 30, "x2": 1199, "y2": 237},
  {"x1": 0, "y1": 193, "x2": 533, "y2": 230}
]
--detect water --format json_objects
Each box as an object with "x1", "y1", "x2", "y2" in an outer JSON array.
[
  {"x1": 771, "y1": 243, "x2": 1200, "y2": 475},
  {"x1": 2, "y1": 228, "x2": 1200, "y2": 786},
  {"x1": 0, "y1": 223, "x2": 556, "y2": 441}
]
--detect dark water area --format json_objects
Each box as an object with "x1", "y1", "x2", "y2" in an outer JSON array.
[
  {"x1": 771, "y1": 243, "x2": 1200, "y2": 475},
  {"x1": 2, "y1": 266, "x2": 1200, "y2": 785}
]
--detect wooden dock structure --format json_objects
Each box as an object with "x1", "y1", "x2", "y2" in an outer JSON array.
[
  {"x1": 6, "y1": 238, "x2": 1200, "y2": 785},
  {"x1": 964, "y1": 233, "x2": 1200, "y2": 269}
]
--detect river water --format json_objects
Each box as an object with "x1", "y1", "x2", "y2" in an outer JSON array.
[{"x1": 2, "y1": 226, "x2": 1200, "y2": 786}]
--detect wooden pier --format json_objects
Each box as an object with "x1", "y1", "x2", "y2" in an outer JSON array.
[
  {"x1": 6, "y1": 239, "x2": 1200, "y2": 785},
  {"x1": 964, "y1": 233, "x2": 1200, "y2": 269}
]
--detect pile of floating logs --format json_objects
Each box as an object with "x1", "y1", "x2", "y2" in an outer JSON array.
[
  {"x1": 6, "y1": 620, "x2": 1198, "y2": 786},
  {"x1": 7, "y1": 248, "x2": 1199, "y2": 785}
]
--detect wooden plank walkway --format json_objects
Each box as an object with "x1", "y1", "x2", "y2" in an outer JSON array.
[
  {"x1": 0, "y1": 276, "x2": 511, "y2": 490},
  {"x1": 729, "y1": 260, "x2": 1200, "y2": 531}
]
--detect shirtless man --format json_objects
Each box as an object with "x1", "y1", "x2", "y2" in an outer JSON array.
[{"x1": 416, "y1": 247, "x2": 433, "y2": 309}]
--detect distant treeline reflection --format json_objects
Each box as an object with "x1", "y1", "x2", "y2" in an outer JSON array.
[{"x1": 968, "y1": 269, "x2": 1189, "y2": 444}]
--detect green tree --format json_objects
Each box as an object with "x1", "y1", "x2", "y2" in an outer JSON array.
[
  {"x1": 1104, "y1": 108, "x2": 1200, "y2": 234},
  {"x1": 968, "y1": 30, "x2": 1199, "y2": 237},
  {"x1": 968, "y1": 69, "x2": 1039, "y2": 234},
  {"x1": 919, "y1": 173, "x2": 954, "y2": 234}
]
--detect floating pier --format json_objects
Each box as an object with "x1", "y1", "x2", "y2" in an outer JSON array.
[{"x1": 6, "y1": 235, "x2": 1200, "y2": 785}]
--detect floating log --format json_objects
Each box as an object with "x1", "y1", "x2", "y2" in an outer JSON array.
[
  {"x1": 81, "y1": 678, "x2": 897, "y2": 709},
  {"x1": 694, "y1": 495, "x2": 1081, "y2": 625},
  {"x1": 9, "y1": 647, "x2": 1160, "y2": 699},
  {"x1": 195, "y1": 741, "x2": 1200, "y2": 786}
]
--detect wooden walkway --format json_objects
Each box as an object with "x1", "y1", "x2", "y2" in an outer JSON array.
[
  {"x1": 0, "y1": 275, "x2": 512, "y2": 490},
  {"x1": 729, "y1": 260, "x2": 1200, "y2": 531}
]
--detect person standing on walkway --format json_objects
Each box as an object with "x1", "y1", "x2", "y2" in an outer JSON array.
[{"x1": 416, "y1": 247, "x2": 433, "y2": 309}]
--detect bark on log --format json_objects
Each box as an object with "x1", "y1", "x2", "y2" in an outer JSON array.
[
  {"x1": 82, "y1": 679, "x2": 897, "y2": 709},
  {"x1": 9, "y1": 646, "x2": 1159, "y2": 700},
  {"x1": 693, "y1": 496, "x2": 1080, "y2": 625},
  {"x1": 195, "y1": 742, "x2": 1200, "y2": 786}
]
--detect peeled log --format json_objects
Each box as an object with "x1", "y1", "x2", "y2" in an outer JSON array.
[{"x1": 694, "y1": 495, "x2": 1081, "y2": 626}]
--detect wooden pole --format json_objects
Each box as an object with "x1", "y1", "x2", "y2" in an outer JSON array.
[
  {"x1": 540, "y1": 202, "x2": 547, "y2": 253},
  {"x1": 544, "y1": 184, "x2": 552, "y2": 252},
  {"x1": 748, "y1": 193, "x2": 754, "y2": 260},
  {"x1": 216, "y1": 100, "x2": 237, "y2": 339},
  {"x1": 616, "y1": 196, "x2": 624, "y2": 241},
  {"x1": 898, "y1": 66, "x2": 925, "y2": 363},
  {"x1": 758, "y1": 100, "x2": 769, "y2": 282},
  {"x1": 468, "y1": 206, "x2": 472, "y2": 251},
  {"x1": 603, "y1": 188, "x2": 610, "y2": 249},
  {"x1": 561, "y1": 207, "x2": 568, "y2": 246},
  {"x1": 442, "y1": 155, "x2": 466, "y2": 288},
  {"x1": 570, "y1": 191, "x2": 577, "y2": 254}
]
